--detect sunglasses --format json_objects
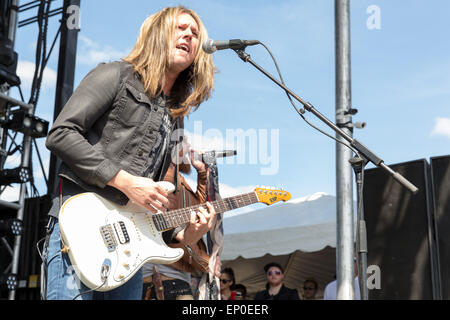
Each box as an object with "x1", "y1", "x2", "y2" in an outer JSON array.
[
  {"x1": 268, "y1": 271, "x2": 281, "y2": 276},
  {"x1": 220, "y1": 279, "x2": 231, "y2": 284},
  {"x1": 303, "y1": 287, "x2": 315, "y2": 291}
]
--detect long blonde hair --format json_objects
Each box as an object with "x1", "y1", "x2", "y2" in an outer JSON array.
[{"x1": 123, "y1": 6, "x2": 215, "y2": 118}]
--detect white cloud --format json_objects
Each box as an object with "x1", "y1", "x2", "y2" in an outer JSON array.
[
  {"x1": 217, "y1": 183, "x2": 254, "y2": 198},
  {"x1": 431, "y1": 117, "x2": 450, "y2": 139},
  {"x1": 0, "y1": 186, "x2": 20, "y2": 202},
  {"x1": 16, "y1": 60, "x2": 57, "y2": 91},
  {"x1": 288, "y1": 192, "x2": 328, "y2": 204},
  {"x1": 4, "y1": 153, "x2": 22, "y2": 168},
  {"x1": 77, "y1": 35, "x2": 129, "y2": 66}
]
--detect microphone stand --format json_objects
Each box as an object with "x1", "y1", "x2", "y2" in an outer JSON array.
[{"x1": 232, "y1": 48, "x2": 419, "y2": 300}]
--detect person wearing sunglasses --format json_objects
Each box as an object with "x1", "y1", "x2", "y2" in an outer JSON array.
[
  {"x1": 302, "y1": 278, "x2": 319, "y2": 300},
  {"x1": 254, "y1": 262, "x2": 300, "y2": 300},
  {"x1": 219, "y1": 268, "x2": 236, "y2": 300}
]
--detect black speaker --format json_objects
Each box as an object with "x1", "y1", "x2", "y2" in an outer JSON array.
[
  {"x1": 0, "y1": 195, "x2": 50, "y2": 300},
  {"x1": 363, "y1": 159, "x2": 439, "y2": 300},
  {"x1": 430, "y1": 155, "x2": 450, "y2": 299}
]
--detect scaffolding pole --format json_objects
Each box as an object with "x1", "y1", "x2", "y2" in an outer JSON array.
[
  {"x1": 4, "y1": 0, "x2": 34, "y2": 300},
  {"x1": 335, "y1": 0, "x2": 356, "y2": 300},
  {"x1": 47, "y1": 0, "x2": 80, "y2": 196}
]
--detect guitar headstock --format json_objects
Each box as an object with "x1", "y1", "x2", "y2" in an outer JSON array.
[{"x1": 254, "y1": 186, "x2": 291, "y2": 205}]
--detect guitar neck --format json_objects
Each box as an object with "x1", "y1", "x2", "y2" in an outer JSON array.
[{"x1": 151, "y1": 192, "x2": 258, "y2": 232}]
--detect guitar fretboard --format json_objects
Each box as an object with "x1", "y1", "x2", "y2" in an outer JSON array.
[{"x1": 151, "y1": 192, "x2": 258, "y2": 232}]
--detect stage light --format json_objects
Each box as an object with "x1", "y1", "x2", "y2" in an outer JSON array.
[
  {"x1": 0, "y1": 274, "x2": 18, "y2": 291},
  {"x1": 3, "y1": 111, "x2": 49, "y2": 138},
  {"x1": 0, "y1": 36, "x2": 20, "y2": 87},
  {"x1": 0, "y1": 218, "x2": 24, "y2": 237},
  {"x1": 0, "y1": 166, "x2": 31, "y2": 186}
]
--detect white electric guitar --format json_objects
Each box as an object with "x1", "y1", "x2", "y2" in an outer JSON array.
[{"x1": 58, "y1": 182, "x2": 291, "y2": 292}]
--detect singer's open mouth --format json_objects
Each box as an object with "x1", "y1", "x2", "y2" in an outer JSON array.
[{"x1": 176, "y1": 43, "x2": 190, "y2": 53}]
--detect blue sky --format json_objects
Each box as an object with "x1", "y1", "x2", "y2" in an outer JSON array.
[{"x1": 2, "y1": 0, "x2": 449, "y2": 216}]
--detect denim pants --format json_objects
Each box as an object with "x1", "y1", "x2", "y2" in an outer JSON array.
[{"x1": 45, "y1": 219, "x2": 143, "y2": 300}]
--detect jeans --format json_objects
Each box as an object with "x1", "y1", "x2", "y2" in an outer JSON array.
[{"x1": 45, "y1": 219, "x2": 143, "y2": 300}]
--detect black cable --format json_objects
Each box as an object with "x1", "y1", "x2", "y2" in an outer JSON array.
[
  {"x1": 28, "y1": 0, "x2": 45, "y2": 105},
  {"x1": 32, "y1": 0, "x2": 52, "y2": 107},
  {"x1": 256, "y1": 41, "x2": 358, "y2": 155},
  {"x1": 27, "y1": 141, "x2": 40, "y2": 197},
  {"x1": 6, "y1": 131, "x2": 19, "y2": 155},
  {"x1": 19, "y1": 1, "x2": 43, "y2": 13},
  {"x1": 17, "y1": 85, "x2": 25, "y2": 102},
  {"x1": 43, "y1": 23, "x2": 61, "y2": 68},
  {"x1": 18, "y1": 7, "x2": 63, "y2": 28},
  {"x1": 0, "y1": 130, "x2": 17, "y2": 169},
  {"x1": 72, "y1": 271, "x2": 110, "y2": 300}
]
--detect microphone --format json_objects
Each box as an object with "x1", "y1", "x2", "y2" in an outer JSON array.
[
  {"x1": 202, "y1": 39, "x2": 259, "y2": 54},
  {"x1": 193, "y1": 150, "x2": 237, "y2": 162}
]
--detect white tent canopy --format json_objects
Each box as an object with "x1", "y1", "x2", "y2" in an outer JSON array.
[
  {"x1": 220, "y1": 192, "x2": 340, "y2": 299},
  {"x1": 222, "y1": 192, "x2": 338, "y2": 260},
  {"x1": 222, "y1": 222, "x2": 336, "y2": 261}
]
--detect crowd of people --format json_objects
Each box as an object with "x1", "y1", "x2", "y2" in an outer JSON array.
[{"x1": 215, "y1": 262, "x2": 358, "y2": 300}]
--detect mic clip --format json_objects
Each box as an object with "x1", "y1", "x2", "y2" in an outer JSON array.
[{"x1": 233, "y1": 48, "x2": 251, "y2": 62}]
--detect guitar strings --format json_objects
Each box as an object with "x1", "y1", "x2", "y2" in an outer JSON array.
[
  {"x1": 162, "y1": 192, "x2": 258, "y2": 221},
  {"x1": 131, "y1": 189, "x2": 286, "y2": 231},
  {"x1": 130, "y1": 192, "x2": 259, "y2": 231}
]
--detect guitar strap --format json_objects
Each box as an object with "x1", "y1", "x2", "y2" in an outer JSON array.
[
  {"x1": 198, "y1": 154, "x2": 223, "y2": 300},
  {"x1": 157, "y1": 117, "x2": 182, "y2": 191},
  {"x1": 152, "y1": 266, "x2": 165, "y2": 300},
  {"x1": 172, "y1": 117, "x2": 183, "y2": 193}
]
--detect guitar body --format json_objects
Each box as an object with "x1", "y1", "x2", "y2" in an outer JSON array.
[{"x1": 58, "y1": 189, "x2": 184, "y2": 292}]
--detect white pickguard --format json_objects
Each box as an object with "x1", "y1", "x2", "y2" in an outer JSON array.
[{"x1": 58, "y1": 182, "x2": 184, "y2": 292}]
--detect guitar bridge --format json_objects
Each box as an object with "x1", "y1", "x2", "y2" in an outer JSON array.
[{"x1": 100, "y1": 224, "x2": 117, "y2": 252}]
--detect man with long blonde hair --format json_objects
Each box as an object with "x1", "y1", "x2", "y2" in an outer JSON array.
[
  {"x1": 43, "y1": 6, "x2": 217, "y2": 300},
  {"x1": 123, "y1": 6, "x2": 215, "y2": 118}
]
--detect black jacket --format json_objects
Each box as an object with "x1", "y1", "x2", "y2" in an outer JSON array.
[{"x1": 254, "y1": 284, "x2": 300, "y2": 300}]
